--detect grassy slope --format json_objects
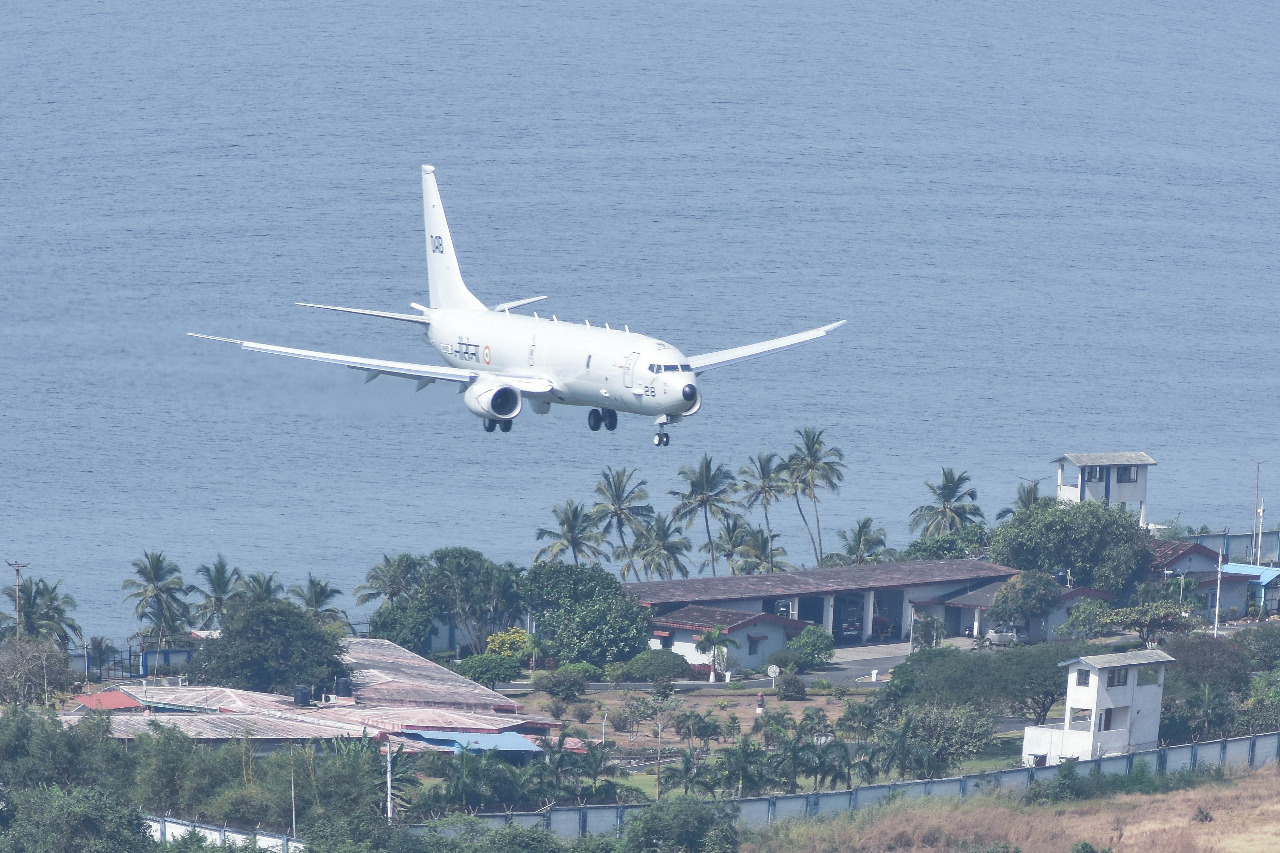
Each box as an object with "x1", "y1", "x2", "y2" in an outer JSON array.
[{"x1": 743, "y1": 765, "x2": 1280, "y2": 853}]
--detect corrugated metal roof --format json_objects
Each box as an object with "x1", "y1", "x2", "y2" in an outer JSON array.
[
  {"x1": 342, "y1": 638, "x2": 522, "y2": 712},
  {"x1": 308, "y1": 705, "x2": 557, "y2": 734},
  {"x1": 117, "y1": 685, "x2": 298, "y2": 713},
  {"x1": 73, "y1": 690, "x2": 144, "y2": 711},
  {"x1": 1223, "y1": 563, "x2": 1280, "y2": 585},
  {"x1": 407, "y1": 730, "x2": 543, "y2": 753},
  {"x1": 628, "y1": 559, "x2": 1016, "y2": 605},
  {"x1": 1061, "y1": 649, "x2": 1174, "y2": 669},
  {"x1": 1052, "y1": 452, "x2": 1157, "y2": 467},
  {"x1": 63, "y1": 712, "x2": 375, "y2": 743}
]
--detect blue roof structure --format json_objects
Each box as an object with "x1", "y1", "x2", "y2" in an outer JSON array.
[
  {"x1": 405, "y1": 730, "x2": 542, "y2": 754},
  {"x1": 1222, "y1": 563, "x2": 1280, "y2": 586}
]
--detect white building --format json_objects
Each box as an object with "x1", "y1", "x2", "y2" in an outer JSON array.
[
  {"x1": 1054, "y1": 452, "x2": 1156, "y2": 527},
  {"x1": 649, "y1": 605, "x2": 808, "y2": 672},
  {"x1": 1022, "y1": 649, "x2": 1172, "y2": 767}
]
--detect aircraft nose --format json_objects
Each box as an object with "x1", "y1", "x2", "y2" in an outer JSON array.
[{"x1": 682, "y1": 384, "x2": 698, "y2": 402}]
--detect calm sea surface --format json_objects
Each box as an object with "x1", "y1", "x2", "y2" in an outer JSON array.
[{"x1": 2, "y1": 1, "x2": 1279, "y2": 638}]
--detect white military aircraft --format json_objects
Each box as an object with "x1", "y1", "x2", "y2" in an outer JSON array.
[{"x1": 191, "y1": 166, "x2": 845, "y2": 446}]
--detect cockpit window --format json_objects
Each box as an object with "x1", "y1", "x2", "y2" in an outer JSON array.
[
  {"x1": 649, "y1": 364, "x2": 659, "y2": 373},
  {"x1": 680, "y1": 364, "x2": 693, "y2": 371},
  {"x1": 664, "y1": 364, "x2": 679, "y2": 372}
]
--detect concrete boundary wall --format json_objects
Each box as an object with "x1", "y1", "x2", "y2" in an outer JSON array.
[
  {"x1": 450, "y1": 730, "x2": 1280, "y2": 840},
  {"x1": 145, "y1": 816, "x2": 303, "y2": 850}
]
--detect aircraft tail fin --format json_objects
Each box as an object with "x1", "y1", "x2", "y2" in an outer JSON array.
[{"x1": 422, "y1": 166, "x2": 487, "y2": 312}]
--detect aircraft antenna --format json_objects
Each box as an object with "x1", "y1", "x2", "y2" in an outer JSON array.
[
  {"x1": 605, "y1": 323, "x2": 611, "y2": 331},
  {"x1": 585, "y1": 319, "x2": 591, "y2": 327},
  {"x1": 624, "y1": 325, "x2": 630, "y2": 334}
]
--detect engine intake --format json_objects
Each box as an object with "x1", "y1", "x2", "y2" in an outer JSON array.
[{"x1": 464, "y1": 379, "x2": 522, "y2": 420}]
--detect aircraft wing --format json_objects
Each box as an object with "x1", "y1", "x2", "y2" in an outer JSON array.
[
  {"x1": 686, "y1": 320, "x2": 846, "y2": 373},
  {"x1": 187, "y1": 334, "x2": 554, "y2": 393},
  {"x1": 295, "y1": 302, "x2": 434, "y2": 325}
]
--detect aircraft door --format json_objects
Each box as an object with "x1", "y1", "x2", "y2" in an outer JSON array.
[
  {"x1": 527, "y1": 337, "x2": 536, "y2": 367},
  {"x1": 622, "y1": 352, "x2": 641, "y2": 388}
]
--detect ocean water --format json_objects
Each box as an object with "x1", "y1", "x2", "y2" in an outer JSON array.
[{"x1": 2, "y1": 1, "x2": 1279, "y2": 639}]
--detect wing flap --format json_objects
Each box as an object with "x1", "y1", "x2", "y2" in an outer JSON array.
[
  {"x1": 295, "y1": 303, "x2": 434, "y2": 325},
  {"x1": 687, "y1": 320, "x2": 846, "y2": 372}
]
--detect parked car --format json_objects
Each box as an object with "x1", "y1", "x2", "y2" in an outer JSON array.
[{"x1": 984, "y1": 625, "x2": 1026, "y2": 647}]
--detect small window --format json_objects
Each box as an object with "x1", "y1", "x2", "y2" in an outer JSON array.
[
  {"x1": 1137, "y1": 667, "x2": 1159, "y2": 686},
  {"x1": 1107, "y1": 668, "x2": 1129, "y2": 688},
  {"x1": 748, "y1": 638, "x2": 761, "y2": 656},
  {"x1": 1085, "y1": 466, "x2": 1107, "y2": 482},
  {"x1": 1076, "y1": 669, "x2": 1090, "y2": 687},
  {"x1": 1099, "y1": 707, "x2": 1114, "y2": 731},
  {"x1": 1116, "y1": 466, "x2": 1138, "y2": 483},
  {"x1": 660, "y1": 634, "x2": 674, "y2": 649}
]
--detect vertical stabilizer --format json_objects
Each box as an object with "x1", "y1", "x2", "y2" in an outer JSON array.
[{"x1": 422, "y1": 166, "x2": 487, "y2": 311}]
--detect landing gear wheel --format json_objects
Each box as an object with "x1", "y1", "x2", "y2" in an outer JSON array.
[
  {"x1": 588, "y1": 409, "x2": 602, "y2": 431},
  {"x1": 653, "y1": 433, "x2": 662, "y2": 446},
  {"x1": 661, "y1": 432, "x2": 670, "y2": 446},
  {"x1": 603, "y1": 409, "x2": 618, "y2": 431},
  {"x1": 483, "y1": 419, "x2": 497, "y2": 433},
  {"x1": 499, "y1": 419, "x2": 513, "y2": 433}
]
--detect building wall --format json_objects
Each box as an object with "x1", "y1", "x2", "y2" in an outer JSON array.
[{"x1": 651, "y1": 621, "x2": 792, "y2": 672}]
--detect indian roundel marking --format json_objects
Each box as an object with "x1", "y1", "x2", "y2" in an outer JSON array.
[{"x1": 482, "y1": 345, "x2": 491, "y2": 365}]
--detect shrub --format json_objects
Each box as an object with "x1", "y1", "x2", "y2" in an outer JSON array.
[
  {"x1": 486, "y1": 626, "x2": 532, "y2": 658},
  {"x1": 623, "y1": 649, "x2": 691, "y2": 682},
  {"x1": 544, "y1": 697, "x2": 568, "y2": 719},
  {"x1": 609, "y1": 710, "x2": 632, "y2": 732},
  {"x1": 725, "y1": 681, "x2": 746, "y2": 691},
  {"x1": 766, "y1": 649, "x2": 804, "y2": 673},
  {"x1": 652, "y1": 677, "x2": 674, "y2": 700},
  {"x1": 531, "y1": 669, "x2": 589, "y2": 701},
  {"x1": 618, "y1": 795, "x2": 738, "y2": 853},
  {"x1": 454, "y1": 653, "x2": 522, "y2": 687},
  {"x1": 775, "y1": 673, "x2": 807, "y2": 701},
  {"x1": 787, "y1": 625, "x2": 836, "y2": 670},
  {"x1": 688, "y1": 663, "x2": 714, "y2": 681},
  {"x1": 604, "y1": 662, "x2": 627, "y2": 685},
  {"x1": 809, "y1": 678, "x2": 833, "y2": 692},
  {"x1": 558, "y1": 661, "x2": 604, "y2": 682},
  {"x1": 571, "y1": 702, "x2": 596, "y2": 724},
  {"x1": 830, "y1": 684, "x2": 850, "y2": 699}
]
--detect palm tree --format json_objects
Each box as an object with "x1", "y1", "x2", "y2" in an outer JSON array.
[
  {"x1": 716, "y1": 735, "x2": 771, "y2": 799},
  {"x1": 738, "y1": 452, "x2": 787, "y2": 573},
  {"x1": 660, "y1": 747, "x2": 714, "y2": 797},
  {"x1": 86, "y1": 636, "x2": 118, "y2": 680},
  {"x1": 996, "y1": 480, "x2": 1045, "y2": 520},
  {"x1": 590, "y1": 467, "x2": 655, "y2": 581},
  {"x1": 909, "y1": 468, "x2": 985, "y2": 537},
  {"x1": 670, "y1": 455, "x2": 737, "y2": 576},
  {"x1": 736, "y1": 525, "x2": 789, "y2": 575},
  {"x1": 631, "y1": 513, "x2": 693, "y2": 580},
  {"x1": 787, "y1": 428, "x2": 846, "y2": 564},
  {"x1": 288, "y1": 573, "x2": 350, "y2": 630},
  {"x1": 835, "y1": 518, "x2": 891, "y2": 564},
  {"x1": 694, "y1": 625, "x2": 740, "y2": 681},
  {"x1": 242, "y1": 571, "x2": 284, "y2": 602},
  {"x1": 354, "y1": 553, "x2": 423, "y2": 606},
  {"x1": 3, "y1": 578, "x2": 81, "y2": 648},
  {"x1": 535, "y1": 500, "x2": 608, "y2": 567},
  {"x1": 191, "y1": 555, "x2": 243, "y2": 630},
  {"x1": 122, "y1": 552, "x2": 190, "y2": 650},
  {"x1": 710, "y1": 514, "x2": 751, "y2": 576}
]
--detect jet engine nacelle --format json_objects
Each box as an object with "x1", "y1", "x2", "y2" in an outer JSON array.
[{"x1": 463, "y1": 378, "x2": 522, "y2": 420}]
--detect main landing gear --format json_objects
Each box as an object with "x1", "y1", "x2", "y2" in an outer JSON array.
[
  {"x1": 653, "y1": 429, "x2": 670, "y2": 446},
  {"x1": 587, "y1": 408, "x2": 618, "y2": 432},
  {"x1": 483, "y1": 418, "x2": 513, "y2": 433}
]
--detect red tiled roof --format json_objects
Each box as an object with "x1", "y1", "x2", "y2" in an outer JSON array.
[
  {"x1": 628, "y1": 559, "x2": 1016, "y2": 605},
  {"x1": 74, "y1": 691, "x2": 144, "y2": 711},
  {"x1": 1149, "y1": 539, "x2": 1221, "y2": 570}
]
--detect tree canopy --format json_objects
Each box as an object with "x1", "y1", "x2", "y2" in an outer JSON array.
[{"x1": 987, "y1": 500, "x2": 1153, "y2": 593}]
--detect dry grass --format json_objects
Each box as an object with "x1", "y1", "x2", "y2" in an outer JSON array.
[{"x1": 743, "y1": 764, "x2": 1280, "y2": 853}]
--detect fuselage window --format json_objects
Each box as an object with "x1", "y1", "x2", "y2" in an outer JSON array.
[{"x1": 664, "y1": 364, "x2": 679, "y2": 371}]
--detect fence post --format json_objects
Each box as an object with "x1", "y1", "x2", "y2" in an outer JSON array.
[
  {"x1": 767, "y1": 797, "x2": 777, "y2": 824},
  {"x1": 1220, "y1": 739, "x2": 1228, "y2": 766},
  {"x1": 1190, "y1": 743, "x2": 1198, "y2": 770},
  {"x1": 1249, "y1": 736, "x2": 1257, "y2": 768},
  {"x1": 850, "y1": 786, "x2": 859, "y2": 811},
  {"x1": 544, "y1": 809, "x2": 553, "y2": 832},
  {"x1": 616, "y1": 806, "x2": 625, "y2": 838},
  {"x1": 579, "y1": 807, "x2": 587, "y2": 838},
  {"x1": 959, "y1": 774, "x2": 968, "y2": 796},
  {"x1": 1125, "y1": 754, "x2": 1134, "y2": 775},
  {"x1": 1158, "y1": 747, "x2": 1167, "y2": 775}
]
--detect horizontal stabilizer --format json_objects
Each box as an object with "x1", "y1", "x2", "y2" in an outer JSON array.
[
  {"x1": 492, "y1": 295, "x2": 548, "y2": 313},
  {"x1": 296, "y1": 303, "x2": 433, "y2": 325},
  {"x1": 687, "y1": 320, "x2": 846, "y2": 372}
]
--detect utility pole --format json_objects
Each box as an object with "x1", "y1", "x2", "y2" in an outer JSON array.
[
  {"x1": 386, "y1": 742, "x2": 394, "y2": 825},
  {"x1": 1214, "y1": 546, "x2": 1224, "y2": 639},
  {"x1": 6, "y1": 562, "x2": 27, "y2": 641},
  {"x1": 1255, "y1": 463, "x2": 1262, "y2": 564},
  {"x1": 290, "y1": 746, "x2": 297, "y2": 840}
]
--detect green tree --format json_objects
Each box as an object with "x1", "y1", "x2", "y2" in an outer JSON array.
[
  {"x1": 714, "y1": 735, "x2": 772, "y2": 799},
  {"x1": 828, "y1": 517, "x2": 891, "y2": 565},
  {"x1": 876, "y1": 704, "x2": 993, "y2": 780},
  {"x1": 524, "y1": 561, "x2": 619, "y2": 617},
  {"x1": 898, "y1": 524, "x2": 988, "y2": 561},
  {"x1": 786, "y1": 427, "x2": 846, "y2": 564},
  {"x1": 1059, "y1": 598, "x2": 1114, "y2": 639},
  {"x1": 996, "y1": 480, "x2": 1048, "y2": 520},
  {"x1": 537, "y1": 592, "x2": 650, "y2": 667},
  {"x1": 618, "y1": 795, "x2": 738, "y2": 853},
  {"x1": 1109, "y1": 601, "x2": 1197, "y2": 645},
  {"x1": 737, "y1": 452, "x2": 788, "y2": 573},
  {"x1": 711, "y1": 515, "x2": 752, "y2": 576},
  {"x1": 909, "y1": 468, "x2": 985, "y2": 538},
  {"x1": 591, "y1": 466, "x2": 655, "y2": 581},
  {"x1": 735, "y1": 525, "x2": 789, "y2": 575},
  {"x1": 695, "y1": 625, "x2": 741, "y2": 679},
  {"x1": 367, "y1": 587, "x2": 445, "y2": 656},
  {"x1": 85, "y1": 636, "x2": 118, "y2": 680},
  {"x1": 987, "y1": 572, "x2": 1064, "y2": 627},
  {"x1": 122, "y1": 552, "x2": 190, "y2": 650},
  {"x1": 426, "y1": 547, "x2": 523, "y2": 654},
  {"x1": 190, "y1": 597, "x2": 347, "y2": 694},
  {"x1": 671, "y1": 455, "x2": 738, "y2": 577},
  {"x1": 288, "y1": 573, "x2": 350, "y2": 631},
  {"x1": 536, "y1": 500, "x2": 608, "y2": 567},
  {"x1": 4, "y1": 785, "x2": 158, "y2": 853},
  {"x1": 631, "y1": 514, "x2": 694, "y2": 580},
  {"x1": 190, "y1": 555, "x2": 243, "y2": 630},
  {"x1": 354, "y1": 553, "x2": 424, "y2": 606},
  {"x1": 242, "y1": 570, "x2": 284, "y2": 602},
  {"x1": 2, "y1": 578, "x2": 81, "y2": 648},
  {"x1": 992, "y1": 642, "x2": 1095, "y2": 725},
  {"x1": 988, "y1": 500, "x2": 1153, "y2": 594}
]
